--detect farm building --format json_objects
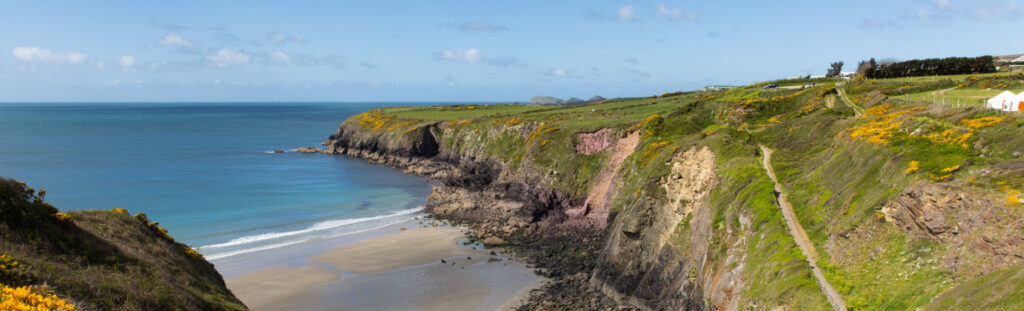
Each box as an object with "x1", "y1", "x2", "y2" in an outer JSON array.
[{"x1": 986, "y1": 91, "x2": 1022, "y2": 112}]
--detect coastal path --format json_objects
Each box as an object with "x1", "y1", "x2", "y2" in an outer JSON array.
[
  {"x1": 835, "y1": 83, "x2": 864, "y2": 117},
  {"x1": 759, "y1": 145, "x2": 848, "y2": 311}
]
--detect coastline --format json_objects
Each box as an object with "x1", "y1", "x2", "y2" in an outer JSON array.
[{"x1": 213, "y1": 218, "x2": 544, "y2": 311}]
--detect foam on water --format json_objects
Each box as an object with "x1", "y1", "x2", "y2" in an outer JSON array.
[{"x1": 198, "y1": 206, "x2": 423, "y2": 259}]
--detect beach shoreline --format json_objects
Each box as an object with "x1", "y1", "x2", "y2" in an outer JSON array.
[{"x1": 214, "y1": 218, "x2": 543, "y2": 311}]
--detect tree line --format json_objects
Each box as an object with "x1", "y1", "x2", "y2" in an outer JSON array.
[{"x1": 852, "y1": 56, "x2": 995, "y2": 79}]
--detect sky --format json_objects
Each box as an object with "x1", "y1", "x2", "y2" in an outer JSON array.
[{"x1": 1, "y1": 0, "x2": 1023, "y2": 102}]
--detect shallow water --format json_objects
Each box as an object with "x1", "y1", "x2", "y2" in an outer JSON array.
[{"x1": 0, "y1": 102, "x2": 457, "y2": 259}]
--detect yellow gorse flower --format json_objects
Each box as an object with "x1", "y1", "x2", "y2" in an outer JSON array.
[
  {"x1": 352, "y1": 109, "x2": 416, "y2": 132},
  {"x1": 906, "y1": 161, "x2": 919, "y2": 174},
  {"x1": 0, "y1": 284, "x2": 76, "y2": 311},
  {"x1": 959, "y1": 116, "x2": 1004, "y2": 129}
]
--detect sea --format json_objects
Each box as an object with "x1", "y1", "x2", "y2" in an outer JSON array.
[{"x1": 0, "y1": 102, "x2": 455, "y2": 260}]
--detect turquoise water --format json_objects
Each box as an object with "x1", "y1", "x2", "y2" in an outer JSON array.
[{"x1": 0, "y1": 103, "x2": 443, "y2": 259}]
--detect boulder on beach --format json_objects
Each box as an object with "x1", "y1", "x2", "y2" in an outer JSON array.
[{"x1": 482, "y1": 236, "x2": 506, "y2": 246}]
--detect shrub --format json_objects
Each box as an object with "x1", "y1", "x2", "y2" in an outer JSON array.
[
  {"x1": 860, "y1": 55, "x2": 996, "y2": 78},
  {"x1": 960, "y1": 116, "x2": 1004, "y2": 129},
  {"x1": 0, "y1": 284, "x2": 76, "y2": 311}
]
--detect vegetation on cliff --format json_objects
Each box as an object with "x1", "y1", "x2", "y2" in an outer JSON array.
[
  {"x1": 0, "y1": 177, "x2": 246, "y2": 311},
  {"x1": 326, "y1": 72, "x2": 1024, "y2": 310}
]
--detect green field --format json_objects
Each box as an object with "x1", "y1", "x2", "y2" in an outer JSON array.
[
  {"x1": 383, "y1": 104, "x2": 548, "y2": 120},
  {"x1": 873, "y1": 72, "x2": 1019, "y2": 83}
]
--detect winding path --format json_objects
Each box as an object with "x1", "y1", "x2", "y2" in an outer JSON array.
[
  {"x1": 759, "y1": 145, "x2": 848, "y2": 311},
  {"x1": 835, "y1": 84, "x2": 865, "y2": 117}
]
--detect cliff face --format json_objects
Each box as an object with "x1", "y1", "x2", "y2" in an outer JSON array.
[
  {"x1": 0, "y1": 177, "x2": 246, "y2": 311},
  {"x1": 591, "y1": 146, "x2": 718, "y2": 310},
  {"x1": 323, "y1": 78, "x2": 1024, "y2": 310},
  {"x1": 320, "y1": 109, "x2": 773, "y2": 310}
]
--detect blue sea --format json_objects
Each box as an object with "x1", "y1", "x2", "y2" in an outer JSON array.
[{"x1": 0, "y1": 103, "x2": 448, "y2": 260}]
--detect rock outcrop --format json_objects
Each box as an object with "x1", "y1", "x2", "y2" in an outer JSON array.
[
  {"x1": 591, "y1": 146, "x2": 718, "y2": 310},
  {"x1": 566, "y1": 131, "x2": 640, "y2": 227},
  {"x1": 575, "y1": 128, "x2": 615, "y2": 155},
  {"x1": 882, "y1": 182, "x2": 1024, "y2": 277}
]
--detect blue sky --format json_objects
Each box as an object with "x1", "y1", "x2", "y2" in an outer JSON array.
[{"x1": 2, "y1": 0, "x2": 1023, "y2": 102}]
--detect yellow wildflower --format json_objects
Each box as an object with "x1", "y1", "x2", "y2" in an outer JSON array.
[
  {"x1": 0, "y1": 284, "x2": 76, "y2": 311},
  {"x1": 959, "y1": 116, "x2": 1004, "y2": 129},
  {"x1": 906, "y1": 161, "x2": 919, "y2": 174}
]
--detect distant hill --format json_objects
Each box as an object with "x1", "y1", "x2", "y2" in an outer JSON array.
[{"x1": 528, "y1": 96, "x2": 564, "y2": 105}]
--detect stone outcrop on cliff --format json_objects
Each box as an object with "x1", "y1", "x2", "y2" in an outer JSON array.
[
  {"x1": 882, "y1": 182, "x2": 1024, "y2": 277},
  {"x1": 591, "y1": 146, "x2": 718, "y2": 310}
]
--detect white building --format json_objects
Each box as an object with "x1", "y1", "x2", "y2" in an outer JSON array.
[{"x1": 987, "y1": 91, "x2": 1021, "y2": 112}]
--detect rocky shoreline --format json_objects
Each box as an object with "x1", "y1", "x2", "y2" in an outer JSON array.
[{"x1": 312, "y1": 130, "x2": 620, "y2": 310}]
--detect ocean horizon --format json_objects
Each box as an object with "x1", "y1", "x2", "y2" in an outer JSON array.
[{"x1": 0, "y1": 102, "x2": 469, "y2": 259}]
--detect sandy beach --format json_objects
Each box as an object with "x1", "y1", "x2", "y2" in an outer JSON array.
[{"x1": 220, "y1": 223, "x2": 542, "y2": 311}]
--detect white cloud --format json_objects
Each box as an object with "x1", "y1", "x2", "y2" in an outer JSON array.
[
  {"x1": 105, "y1": 80, "x2": 120, "y2": 86},
  {"x1": 269, "y1": 51, "x2": 291, "y2": 62},
  {"x1": 12, "y1": 46, "x2": 86, "y2": 64},
  {"x1": 540, "y1": 68, "x2": 583, "y2": 78},
  {"x1": 618, "y1": 6, "x2": 636, "y2": 20},
  {"x1": 656, "y1": 5, "x2": 697, "y2": 21},
  {"x1": 440, "y1": 48, "x2": 482, "y2": 63},
  {"x1": 447, "y1": 21, "x2": 510, "y2": 32},
  {"x1": 618, "y1": 5, "x2": 634, "y2": 20},
  {"x1": 119, "y1": 55, "x2": 135, "y2": 68},
  {"x1": 932, "y1": 0, "x2": 952, "y2": 10},
  {"x1": 207, "y1": 49, "x2": 251, "y2": 68},
  {"x1": 157, "y1": 32, "x2": 193, "y2": 47},
  {"x1": 267, "y1": 32, "x2": 304, "y2": 44}
]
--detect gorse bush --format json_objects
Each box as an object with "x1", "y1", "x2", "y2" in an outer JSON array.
[
  {"x1": 0, "y1": 284, "x2": 76, "y2": 311},
  {"x1": 1, "y1": 177, "x2": 247, "y2": 310}
]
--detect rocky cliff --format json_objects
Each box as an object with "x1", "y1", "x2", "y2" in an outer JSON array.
[{"x1": 322, "y1": 77, "x2": 1024, "y2": 310}]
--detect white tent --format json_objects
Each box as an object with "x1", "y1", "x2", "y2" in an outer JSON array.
[
  {"x1": 1014, "y1": 92, "x2": 1024, "y2": 112},
  {"x1": 987, "y1": 91, "x2": 1018, "y2": 111}
]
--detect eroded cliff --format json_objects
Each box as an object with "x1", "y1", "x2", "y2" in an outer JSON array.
[{"x1": 321, "y1": 75, "x2": 1024, "y2": 310}]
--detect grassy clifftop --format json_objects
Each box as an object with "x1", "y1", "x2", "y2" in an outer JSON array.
[
  {"x1": 328, "y1": 73, "x2": 1024, "y2": 310},
  {"x1": 0, "y1": 177, "x2": 245, "y2": 311}
]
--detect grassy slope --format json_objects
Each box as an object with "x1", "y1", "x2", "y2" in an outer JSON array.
[
  {"x1": 340, "y1": 73, "x2": 1024, "y2": 309},
  {"x1": 0, "y1": 177, "x2": 245, "y2": 311},
  {"x1": 927, "y1": 261, "x2": 1024, "y2": 310}
]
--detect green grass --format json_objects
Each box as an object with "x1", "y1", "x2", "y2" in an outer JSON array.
[
  {"x1": 901, "y1": 86, "x2": 1024, "y2": 107},
  {"x1": 707, "y1": 146, "x2": 831, "y2": 310},
  {"x1": 383, "y1": 104, "x2": 547, "y2": 120},
  {"x1": 872, "y1": 72, "x2": 1019, "y2": 83},
  {"x1": 823, "y1": 224, "x2": 953, "y2": 311},
  {"x1": 927, "y1": 261, "x2": 1024, "y2": 310}
]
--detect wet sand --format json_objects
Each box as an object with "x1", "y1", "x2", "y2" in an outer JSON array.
[{"x1": 220, "y1": 224, "x2": 542, "y2": 311}]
